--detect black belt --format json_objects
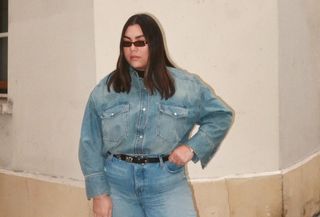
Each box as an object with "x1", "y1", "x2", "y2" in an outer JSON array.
[{"x1": 110, "y1": 152, "x2": 169, "y2": 164}]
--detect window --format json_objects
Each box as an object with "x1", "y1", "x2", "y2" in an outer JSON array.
[{"x1": 0, "y1": 0, "x2": 8, "y2": 96}]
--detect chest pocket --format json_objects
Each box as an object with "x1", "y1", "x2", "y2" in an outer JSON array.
[
  {"x1": 157, "y1": 104, "x2": 189, "y2": 145},
  {"x1": 100, "y1": 104, "x2": 129, "y2": 144}
]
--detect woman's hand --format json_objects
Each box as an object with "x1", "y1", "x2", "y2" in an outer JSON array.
[
  {"x1": 93, "y1": 194, "x2": 112, "y2": 217},
  {"x1": 169, "y1": 145, "x2": 194, "y2": 166}
]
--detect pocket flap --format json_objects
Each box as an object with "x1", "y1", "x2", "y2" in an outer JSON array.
[
  {"x1": 159, "y1": 104, "x2": 188, "y2": 118},
  {"x1": 101, "y1": 104, "x2": 130, "y2": 118}
]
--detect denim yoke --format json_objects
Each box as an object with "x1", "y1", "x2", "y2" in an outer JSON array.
[{"x1": 79, "y1": 67, "x2": 233, "y2": 199}]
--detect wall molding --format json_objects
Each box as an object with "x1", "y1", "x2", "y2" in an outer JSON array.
[{"x1": 1, "y1": 150, "x2": 319, "y2": 186}]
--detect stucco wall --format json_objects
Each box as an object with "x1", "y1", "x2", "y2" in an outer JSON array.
[
  {"x1": 0, "y1": 0, "x2": 96, "y2": 180},
  {"x1": 279, "y1": 0, "x2": 320, "y2": 168},
  {"x1": 0, "y1": 0, "x2": 319, "y2": 185},
  {"x1": 94, "y1": 0, "x2": 279, "y2": 178}
]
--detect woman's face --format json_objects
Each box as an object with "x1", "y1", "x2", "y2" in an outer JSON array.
[{"x1": 123, "y1": 24, "x2": 149, "y2": 71}]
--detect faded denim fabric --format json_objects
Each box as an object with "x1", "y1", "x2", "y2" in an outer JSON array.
[
  {"x1": 79, "y1": 67, "x2": 233, "y2": 199},
  {"x1": 104, "y1": 154, "x2": 197, "y2": 217}
]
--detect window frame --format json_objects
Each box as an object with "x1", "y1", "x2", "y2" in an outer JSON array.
[{"x1": 0, "y1": 0, "x2": 8, "y2": 98}]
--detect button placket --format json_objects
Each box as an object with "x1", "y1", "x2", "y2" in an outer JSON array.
[{"x1": 134, "y1": 81, "x2": 149, "y2": 154}]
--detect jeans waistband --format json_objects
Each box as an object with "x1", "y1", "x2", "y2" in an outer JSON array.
[{"x1": 107, "y1": 152, "x2": 169, "y2": 164}]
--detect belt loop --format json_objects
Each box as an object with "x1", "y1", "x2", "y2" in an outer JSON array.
[
  {"x1": 106, "y1": 152, "x2": 114, "y2": 160},
  {"x1": 159, "y1": 155, "x2": 164, "y2": 167}
]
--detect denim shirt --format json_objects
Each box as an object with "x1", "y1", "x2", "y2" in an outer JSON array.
[{"x1": 79, "y1": 67, "x2": 233, "y2": 199}]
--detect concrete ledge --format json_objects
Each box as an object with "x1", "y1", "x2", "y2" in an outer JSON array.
[
  {"x1": 1, "y1": 152, "x2": 320, "y2": 217},
  {"x1": 0, "y1": 173, "x2": 92, "y2": 217}
]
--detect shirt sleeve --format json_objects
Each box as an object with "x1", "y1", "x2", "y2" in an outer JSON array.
[
  {"x1": 78, "y1": 94, "x2": 110, "y2": 199},
  {"x1": 186, "y1": 78, "x2": 234, "y2": 168}
]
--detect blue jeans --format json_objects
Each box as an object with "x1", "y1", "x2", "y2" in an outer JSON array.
[{"x1": 104, "y1": 155, "x2": 197, "y2": 217}]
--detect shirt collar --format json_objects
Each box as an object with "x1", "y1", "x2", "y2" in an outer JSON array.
[{"x1": 129, "y1": 67, "x2": 144, "y2": 80}]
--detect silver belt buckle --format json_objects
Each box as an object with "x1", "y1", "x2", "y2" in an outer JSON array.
[
  {"x1": 125, "y1": 156, "x2": 134, "y2": 163},
  {"x1": 138, "y1": 156, "x2": 147, "y2": 163}
]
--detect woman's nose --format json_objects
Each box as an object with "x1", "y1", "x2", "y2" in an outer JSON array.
[{"x1": 130, "y1": 44, "x2": 138, "y2": 51}]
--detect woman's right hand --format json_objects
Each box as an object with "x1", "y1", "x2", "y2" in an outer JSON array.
[{"x1": 93, "y1": 194, "x2": 112, "y2": 217}]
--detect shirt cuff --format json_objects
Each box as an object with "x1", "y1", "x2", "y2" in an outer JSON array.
[
  {"x1": 186, "y1": 129, "x2": 216, "y2": 168},
  {"x1": 84, "y1": 172, "x2": 110, "y2": 200}
]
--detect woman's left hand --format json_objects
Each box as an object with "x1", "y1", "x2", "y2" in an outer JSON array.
[{"x1": 169, "y1": 145, "x2": 194, "y2": 166}]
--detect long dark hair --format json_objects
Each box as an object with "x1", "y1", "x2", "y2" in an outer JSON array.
[{"x1": 107, "y1": 14, "x2": 175, "y2": 99}]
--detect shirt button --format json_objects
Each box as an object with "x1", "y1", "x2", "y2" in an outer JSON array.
[
  {"x1": 111, "y1": 113, "x2": 114, "y2": 116},
  {"x1": 174, "y1": 112, "x2": 177, "y2": 116},
  {"x1": 139, "y1": 135, "x2": 143, "y2": 139},
  {"x1": 142, "y1": 107, "x2": 146, "y2": 111}
]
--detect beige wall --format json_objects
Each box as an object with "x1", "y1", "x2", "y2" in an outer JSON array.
[
  {"x1": 0, "y1": 0, "x2": 319, "y2": 197},
  {"x1": 0, "y1": 114, "x2": 13, "y2": 167},
  {"x1": 0, "y1": 0, "x2": 96, "y2": 180},
  {"x1": 279, "y1": 0, "x2": 320, "y2": 168},
  {"x1": 94, "y1": 0, "x2": 280, "y2": 178}
]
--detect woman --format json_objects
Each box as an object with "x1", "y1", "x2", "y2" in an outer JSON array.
[{"x1": 79, "y1": 13, "x2": 233, "y2": 217}]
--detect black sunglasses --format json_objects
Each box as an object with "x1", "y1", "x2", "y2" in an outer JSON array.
[{"x1": 122, "y1": 40, "x2": 148, "y2": 47}]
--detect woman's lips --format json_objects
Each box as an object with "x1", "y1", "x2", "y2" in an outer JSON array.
[{"x1": 130, "y1": 56, "x2": 140, "y2": 60}]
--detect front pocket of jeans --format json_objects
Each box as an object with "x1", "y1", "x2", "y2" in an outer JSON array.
[
  {"x1": 100, "y1": 103, "x2": 129, "y2": 143},
  {"x1": 164, "y1": 161, "x2": 184, "y2": 174},
  {"x1": 157, "y1": 104, "x2": 189, "y2": 144},
  {"x1": 104, "y1": 157, "x2": 130, "y2": 180}
]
